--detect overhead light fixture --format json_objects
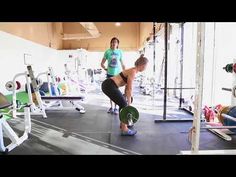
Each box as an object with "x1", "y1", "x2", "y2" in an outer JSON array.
[{"x1": 115, "y1": 22, "x2": 121, "y2": 26}]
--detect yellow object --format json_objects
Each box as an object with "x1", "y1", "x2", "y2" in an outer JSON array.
[
  {"x1": 58, "y1": 83, "x2": 68, "y2": 95},
  {"x1": 32, "y1": 93, "x2": 39, "y2": 105},
  {"x1": 217, "y1": 106, "x2": 231, "y2": 123}
]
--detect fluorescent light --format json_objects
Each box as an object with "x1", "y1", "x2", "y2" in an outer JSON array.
[{"x1": 115, "y1": 22, "x2": 121, "y2": 26}]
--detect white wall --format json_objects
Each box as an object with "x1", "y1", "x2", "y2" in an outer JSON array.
[
  {"x1": 202, "y1": 23, "x2": 236, "y2": 106},
  {"x1": 202, "y1": 23, "x2": 216, "y2": 106},
  {"x1": 86, "y1": 51, "x2": 139, "y2": 69},
  {"x1": 0, "y1": 31, "x2": 58, "y2": 95},
  {"x1": 142, "y1": 23, "x2": 197, "y2": 99},
  {"x1": 143, "y1": 37, "x2": 165, "y2": 79},
  {"x1": 182, "y1": 23, "x2": 197, "y2": 99},
  {"x1": 182, "y1": 22, "x2": 236, "y2": 107},
  {"x1": 56, "y1": 50, "x2": 139, "y2": 74},
  {"x1": 0, "y1": 28, "x2": 158, "y2": 98}
]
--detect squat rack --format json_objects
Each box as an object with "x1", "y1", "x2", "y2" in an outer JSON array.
[{"x1": 153, "y1": 22, "x2": 194, "y2": 122}]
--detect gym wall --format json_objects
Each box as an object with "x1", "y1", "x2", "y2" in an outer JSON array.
[
  {"x1": 0, "y1": 31, "x2": 59, "y2": 95},
  {"x1": 0, "y1": 22, "x2": 63, "y2": 50},
  {"x1": 0, "y1": 22, "x2": 163, "y2": 96},
  {"x1": 202, "y1": 23, "x2": 236, "y2": 106},
  {"x1": 175, "y1": 22, "x2": 236, "y2": 106},
  {"x1": 62, "y1": 22, "x2": 160, "y2": 51},
  {"x1": 139, "y1": 22, "x2": 153, "y2": 49},
  {"x1": 63, "y1": 22, "x2": 140, "y2": 51},
  {"x1": 0, "y1": 22, "x2": 158, "y2": 52},
  {"x1": 56, "y1": 50, "x2": 140, "y2": 75},
  {"x1": 182, "y1": 23, "x2": 197, "y2": 99},
  {"x1": 0, "y1": 22, "x2": 154, "y2": 51},
  {"x1": 85, "y1": 51, "x2": 139, "y2": 69}
]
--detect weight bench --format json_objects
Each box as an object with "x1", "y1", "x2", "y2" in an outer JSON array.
[
  {"x1": 0, "y1": 92, "x2": 31, "y2": 153},
  {"x1": 40, "y1": 95, "x2": 86, "y2": 113},
  {"x1": 41, "y1": 95, "x2": 85, "y2": 100}
]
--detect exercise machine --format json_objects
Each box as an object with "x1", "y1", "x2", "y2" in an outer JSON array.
[
  {"x1": 64, "y1": 63, "x2": 88, "y2": 95},
  {"x1": 0, "y1": 92, "x2": 31, "y2": 153},
  {"x1": 32, "y1": 65, "x2": 86, "y2": 114},
  {"x1": 6, "y1": 66, "x2": 46, "y2": 118}
]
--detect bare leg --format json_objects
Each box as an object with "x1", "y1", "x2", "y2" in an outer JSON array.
[
  {"x1": 110, "y1": 100, "x2": 117, "y2": 109},
  {"x1": 107, "y1": 99, "x2": 114, "y2": 113},
  {"x1": 110, "y1": 99, "x2": 113, "y2": 109},
  {"x1": 120, "y1": 122, "x2": 129, "y2": 131}
]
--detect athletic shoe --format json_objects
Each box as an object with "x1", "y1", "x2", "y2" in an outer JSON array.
[
  {"x1": 107, "y1": 107, "x2": 113, "y2": 114},
  {"x1": 121, "y1": 129, "x2": 137, "y2": 136},
  {"x1": 113, "y1": 108, "x2": 119, "y2": 115}
]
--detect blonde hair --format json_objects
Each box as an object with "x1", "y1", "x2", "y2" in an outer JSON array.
[{"x1": 135, "y1": 54, "x2": 148, "y2": 67}]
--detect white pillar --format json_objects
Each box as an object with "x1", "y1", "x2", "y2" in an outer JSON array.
[{"x1": 191, "y1": 23, "x2": 205, "y2": 153}]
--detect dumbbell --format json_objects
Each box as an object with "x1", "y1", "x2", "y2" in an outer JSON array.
[{"x1": 119, "y1": 106, "x2": 139, "y2": 125}]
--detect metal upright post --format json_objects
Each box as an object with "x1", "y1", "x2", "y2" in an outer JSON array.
[
  {"x1": 153, "y1": 22, "x2": 156, "y2": 75},
  {"x1": 152, "y1": 22, "x2": 156, "y2": 99},
  {"x1": 163, "y1": 22, "x2": 168, "y2": 120}
]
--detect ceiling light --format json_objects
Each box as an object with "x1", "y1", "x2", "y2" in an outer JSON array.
[{"x1": 115, "y1": 22, "x2": 121, "y2": 26}]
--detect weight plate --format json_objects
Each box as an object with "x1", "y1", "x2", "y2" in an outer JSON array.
[
  {"x1": 217, "y1": 106, "x2": 231, "y2": 124},
  {"x1": 120, "y1": 106, "x2": 139, "y2": 124}
]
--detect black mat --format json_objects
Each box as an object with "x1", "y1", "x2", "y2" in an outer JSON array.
[
  {"x1": 21, "y1": 104, "x2": 236, "y2": 155},
  {"x1": 4, "y1": 83, "x2": 236, "y2": 154}
]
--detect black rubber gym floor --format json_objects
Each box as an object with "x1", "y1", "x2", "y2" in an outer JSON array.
[
  {"x1": 5, "y1": 104, "x2": 236, "y2": 155},
  {"x1": 3, "y1": 84, "x2": 236, "y2": 155}
]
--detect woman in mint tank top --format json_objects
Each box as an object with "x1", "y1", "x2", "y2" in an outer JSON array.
[{"x1": 101, "y1": 37, "x2": 126, "y2": 115}]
